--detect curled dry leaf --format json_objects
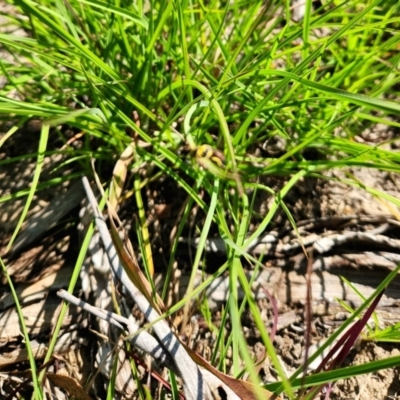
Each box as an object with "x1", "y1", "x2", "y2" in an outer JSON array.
[
  {"x1": 47, "y1": 373, "x2": 93, "y2": 400},
  {"x1": 109, "y1": 141, "x2": 135, "y2": 210}
]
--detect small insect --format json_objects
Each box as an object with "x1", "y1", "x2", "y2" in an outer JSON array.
[{"x1": 195, "y1": 144, "x2": 225, "y2": 167}]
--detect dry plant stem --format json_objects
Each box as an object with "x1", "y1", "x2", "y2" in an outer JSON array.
[
  {"x1": 57, "y1": 289, "x2": 178, "y2": 373},
  {"x1": 80, "y1": 176, "x2": 213, "y2": 400}
]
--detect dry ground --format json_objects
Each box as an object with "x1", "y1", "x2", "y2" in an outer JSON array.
[{"x1": 1, "y1": 121, "x2": 400, "y2": 399}]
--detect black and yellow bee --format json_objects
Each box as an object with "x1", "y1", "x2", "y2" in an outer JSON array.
[
  {"x1": 193, "y1": 143, "x2": 242, "y2": 191},
  {"x1": 195, "y1": 144, "x2": 225, "y2": 167}
]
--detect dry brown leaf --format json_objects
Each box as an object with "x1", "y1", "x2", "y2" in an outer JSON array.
[
  {"x1": 109, "y1": 142, "x2": 135, "y2": 210},
  {"x1": 47, "y1": 373, "x2": 93, "y2": 400},
  {"x1": 0, "y1": 267, "x2": 73, "y2": 311},
  {"x1": 186, "y1": 347, "x2": 279, "y2": 400},
  {"x1": 0, "y1": 331, "x2": 85, "y2": 367}
]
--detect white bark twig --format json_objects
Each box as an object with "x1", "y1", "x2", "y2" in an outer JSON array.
[
  {"x1": 79, "y1": 176, "x2": 215, "y2": 400},
  {"x1": 57, "y1": 289, "x2": 178, "y2": 373}
]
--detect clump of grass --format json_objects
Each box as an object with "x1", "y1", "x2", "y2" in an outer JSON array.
[{"x1": 1, "y1": 0, "x2": 400, "y2": 398}]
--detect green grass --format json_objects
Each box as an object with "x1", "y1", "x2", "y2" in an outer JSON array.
[{"x1": 1, "y1": 0, "x2": 400, "y2": 398}]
